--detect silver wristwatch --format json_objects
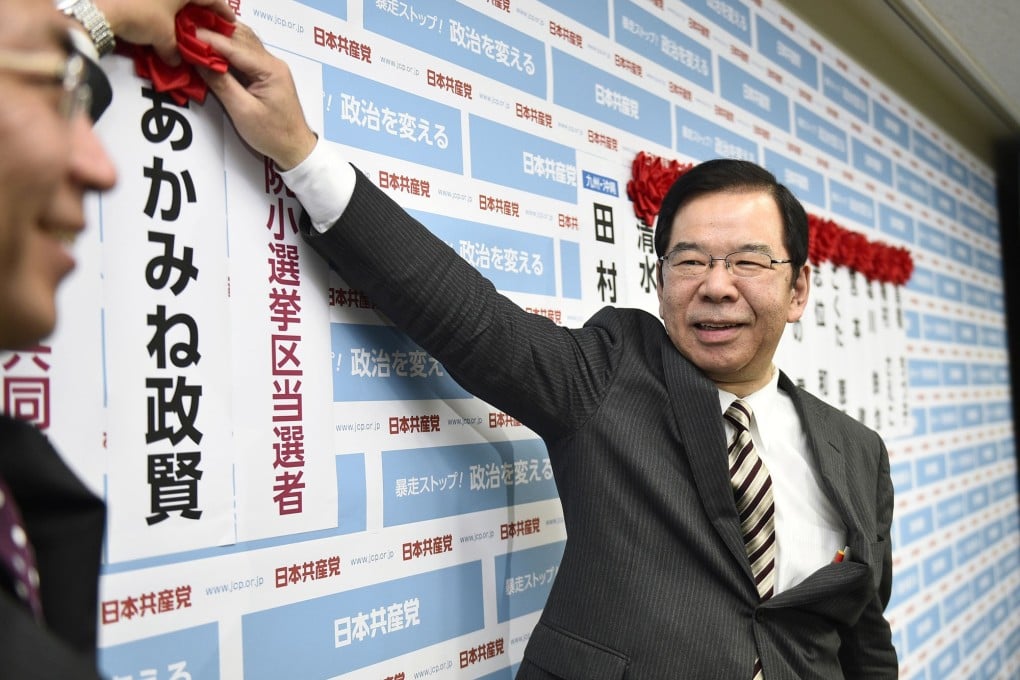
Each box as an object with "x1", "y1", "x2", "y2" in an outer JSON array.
[{"x1": 58, "y1": 0, "x2": 115, "y2": 56}]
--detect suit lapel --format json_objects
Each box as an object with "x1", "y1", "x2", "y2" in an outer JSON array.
[
  {"x1": 780, "y1": 373, "x2": 870, "y2": 565},
  {"x1": 661, "y1": 357, "x2": 873, "y2": 588},
  {"x1": 662, "y1": 345, "x2": 752, "y2": 581}
]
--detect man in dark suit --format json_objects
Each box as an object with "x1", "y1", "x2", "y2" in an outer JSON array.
[
  {"x1": 202, "y1": 24, "x2": 897, "y2": 679},
  {"x1": 0, "y1": 0, "x2": 232, "y2": 676}
]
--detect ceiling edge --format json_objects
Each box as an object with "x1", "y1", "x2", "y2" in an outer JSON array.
[{"x1": 883, "y1": 0, "x2": 1020, "y2": 132}]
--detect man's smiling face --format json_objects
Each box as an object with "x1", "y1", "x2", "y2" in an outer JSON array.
[
  {"x1": 0, "y1": 0, "x2": 116, "y2": 349},
  {"x1": 656, "y1": 188, "x2": 810, "y2": 396}
]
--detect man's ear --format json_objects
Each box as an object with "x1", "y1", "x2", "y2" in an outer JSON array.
[
  {"x1": 787, "y1": 263, "x2": 810, "y2": 322},
  {"x1": 656, "y1": 264, "x2": 666, "y2": 318}
]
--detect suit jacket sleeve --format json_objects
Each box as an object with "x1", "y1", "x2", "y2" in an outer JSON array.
[
  {"x1": 838, "y1": 434, "x2": 898, "y2": 678},
  {"x1": 299, "y1": 166, "x2": 617, "y2": 442}
]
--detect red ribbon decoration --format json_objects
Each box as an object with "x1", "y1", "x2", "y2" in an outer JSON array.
[
  {"x1": 626, "y1": 151, "x2": 692, "y2": 229},
  {"x1": 627, "y1": 151, "x2": 914, "y2": 285},
  {"x1": 116, "y1": 4, "x2": 236, "y2": 106}
]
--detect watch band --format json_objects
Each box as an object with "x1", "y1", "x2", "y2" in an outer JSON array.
[{"x1": 62, "y1": 0, "x2": 115, "y2": 57}]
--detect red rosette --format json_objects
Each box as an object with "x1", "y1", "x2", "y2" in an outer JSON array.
[
  {"x1": 845, "y1": 230, "x2": 871, "y2": 273},
  {"x1": 627, "y1": 152, "x2": 690, "y2": 227},
  {"x1": 808, "y1": 215, "x2": 837, "y2": 266},
  {"x1": 117, "y1": 4, "x2": 236, "y2": 106},
  {"x1": 858, "y1": 242, "x2": 880, "y2": 282},
  {"x1": 889, "y1": 246, "x2": 914, "y2": 285}
]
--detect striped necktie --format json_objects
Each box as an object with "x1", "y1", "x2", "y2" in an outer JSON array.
[{"x1": 725, "y1": 399, "x2": 776, "y2": 679}]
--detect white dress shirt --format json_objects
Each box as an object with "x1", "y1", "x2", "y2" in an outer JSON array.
[
  {"x1": 279, "y1": 136, "x2": 354, "y2": 232},
  {"x1": 720, "y1": 369, "x2": 847, "y2": 594}
]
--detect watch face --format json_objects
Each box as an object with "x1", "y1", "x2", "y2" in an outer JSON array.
[{"x1": 57, "y1": 0, "x2": 81, "y2": 11}]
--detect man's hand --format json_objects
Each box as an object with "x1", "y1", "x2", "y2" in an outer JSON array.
[
  {"x1": 197, "y1": 22, "x2": 317, "y2": 170},
  {"x1": 96, "y1": 0, "x2": 235, "y2": 65}
]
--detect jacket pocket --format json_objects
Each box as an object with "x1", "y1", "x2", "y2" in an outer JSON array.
[{"x1": 522, "y1": 621, "x2": 629, "y2": 680}]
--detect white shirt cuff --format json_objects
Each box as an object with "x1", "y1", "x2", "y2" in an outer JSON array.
[{"x1": 278, "y1": 136, "x2": 356, "y2": 233}]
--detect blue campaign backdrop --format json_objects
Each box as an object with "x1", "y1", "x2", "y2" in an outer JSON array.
[{"x1": 68, "y1": 1, "x2": 1018, "y2": 678}]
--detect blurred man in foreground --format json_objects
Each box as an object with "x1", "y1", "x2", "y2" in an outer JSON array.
[{"x1": 0, "y1": 1, "x2": 231, "y2": 676}]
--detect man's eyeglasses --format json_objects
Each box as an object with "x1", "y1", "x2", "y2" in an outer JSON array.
[
  {"x1": 659, "y1": 248, "x2": 793, "y2": 278},
  {"x1": 0, "y1": 42, "x2": 93, "y2": 120}
]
